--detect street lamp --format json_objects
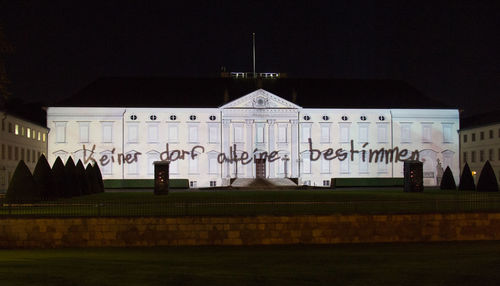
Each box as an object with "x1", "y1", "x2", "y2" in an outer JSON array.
[{"x1": 282, "y1": 154, "x2": 290, "y2": 178}]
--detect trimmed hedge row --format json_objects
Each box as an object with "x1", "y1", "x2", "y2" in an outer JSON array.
[{"x1": 103, "y1": 179, "x2": 189, "y2": 189}]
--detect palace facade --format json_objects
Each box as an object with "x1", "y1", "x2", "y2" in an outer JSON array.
[{"x1": 47, "y1": 78, "x2": 459, "y2": 187}]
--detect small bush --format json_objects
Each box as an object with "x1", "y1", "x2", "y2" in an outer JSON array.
[
  {"x1": 51, "y1": 157, "x2": 69, "y2": 198},
  {"x1": 477, "y1": 161, "x2": 499, "y2": 192},
  {"x1": 6, "y1": 160, "x2": 41, "y2": 202},
  {"x1": 440, "y1": 166, "x2": 457, "y2": 190},
  {"x1": 33, "y1": 154, "x2": 55, "y2": 200},
  {"x1": 458, "y1": 163, "x2": 476, "y2": 191},
  {"x1": 76, "y1": 160, "x2": 91, "y2": 195}
]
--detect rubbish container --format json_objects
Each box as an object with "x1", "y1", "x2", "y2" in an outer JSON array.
[
  {"x1": 404, "y1": 160, "x2": 423, "y2": 192},
  {"x1": 154, "y1": 161, "x2": 170, "y2": 195}
]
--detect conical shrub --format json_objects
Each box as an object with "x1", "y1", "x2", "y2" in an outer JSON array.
[
  {"x1": 440, "y1": 166, "x2": 457, "y2": 190},
  {"x1": 65, "y1": 157, "x2": 82, "y2": 197},
  {"x1": 477, "y1": 161, "x2": 499, "y2": 192},
  {"x1": 458, "y1": 163, "x2": 476, "y2": 191},
  {"x1": 76, "y1": 160, "x2": 90, "y2": 195},
  {"x1": 86, "y1": 163, "x2": 97, "y2": 194},
  {"x1": 6, "y1": 160, "x2": 41, "y2": 202},
  {"x1": 52, "y1": 157, "x2": 69, "y2": 198},
  {"x1": 93, "y1": 163, "x2": 105, "y2": 193},
  {"x1": 33, "y1": 154, "x2": 55, "y2": 200}
]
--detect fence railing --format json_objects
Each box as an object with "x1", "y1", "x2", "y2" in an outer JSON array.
[{"x1": 2, "y1": 198, "x2": 500, "y2": 217}]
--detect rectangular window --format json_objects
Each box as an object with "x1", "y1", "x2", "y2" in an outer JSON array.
[
  {"x1": 8, "y1": 122, "x2": 12, "y2": 133},
  {"x1": 27, "y1": 148, "x2": 30, "y2": 162},
  {"x1": 209, "y1": 157, "x2": 218, "y2": 174},
  {"x1": 27, "y1": 128, "x2": 31, "y2": 138},
  {"x1": 33, "y1": 150, "x2": 37, "y2": 162},
  {"x1": 321, "y1": 157, "x2": 330, "y2": 173},
  {"x1": 79, "y1": 122, "x2": 90, "y2": 143},
  {"x1": 55, "y1": 122, "x2": 66, "y2": 143},
  {"x1": 43, "y1": 133, "x2": 46, "y2": 142},
  {"x1": 489, "y1": 149, "x2": 493, "y2": 161},
  {"x1": 302, "y1": 155, "x2": 311, "y2": 174},
  {"x1": 340, "y1": 158, "x2": 349, "y2": 174},
  {"x1": 323, "y1": 180, "x2": 330, "y2": 187},
  {"x1": 208, "y1": 125, "x2": 219, "y2": 143},
  {"x1": 339, "y1": 124, "x2": 350, "y2": 143},
  {"x1": 20, "y1": 148, "x2": 24, "y2": 161},
  {"x1": 127, "y1": 124, "x2": 138, "y2": 143},
  {"x1": 301, "y1": 124, "x2": 311, "y2": 143},
  {"x1": 471, "y1": 151, "x2": 476, "y2": 163},
  {"x1": 377, "y1": 124, "x2": 388, "y2": 143},
  {"x1": 147, "y1": 124, "x2": 159, "y2": 143},
  {"x1": 15, "y1": 124, "x2": 19, "y2": 135},
  {"x1": 188, "y1": 125, "x2": 198, "y2": 143},
  {"x1": 8, "y1": 145, "x2": 12, "y2": 160},
  {"x1": 256, "y1": 125, "x2": 265, "y2": 143},
  {"x1": 278, "y1": 125, "x2": 287, "y2": 143},
  {"x1": 320, "y1": 125, "x2": 330, "y2": 143},
  {"x1": 359, "y1": 124, "x2": 368, "y2": 143},
  {"x1": 480, "y1": 150, "x2": 484, "y2": 162},
  {"x1": 1, "y1": 144, "x2": 4, "y2": 160},
  {"x1": 422, "y1": 124, "x2": 432, "y2": 143},
  {"x1": 190, "y1": 181, "x2": 197, "y2": 188},
  {"x1": 189, "y1": 156, "x2": 199, "y2": 174},
  {"x1": 378, "y1": 160, "x2": 388, "y2": 173},
  {"x1": 480, "y1": 131, "x2": 484, "y2": 140},
  {"x1": 490, "y1": 130, "x2": 494, "y2": 139},
  {"x1": 127, "y1": 156, "x2": 139, "y2": 175},
  {"x1": 102, "y1": 122, "x2": 113, "y2": 143},
  {"x1": 14, "y1": 146, "x2": 18, "y2": 160},
  {"x1": 463, "y1": 134, "x2": 468, "y2": 143},
  {"x1": 442, "y1": 124, "x2": 452, "y2": 143},
  {"x1": 234, "y1": 125, "x2": 243, "y2": 143},
  {"x1": 472, "y1": 133, "x2": 476, "y2": 142},
  {"x1": 401, "y1": 124, "x2": 411, "y2": 143},
  {"x1": 463, "y1": 152, "x2": 467, "y2": 163},
  {"x1": 210, "y1": 181, "x2": 217, "y2": 187},
  {"x1": 359, "y1": 154, "x2": 368, "y2": 173},
  {"x1": 168, "y1": 125, "x2": 178, "y2": 142}
]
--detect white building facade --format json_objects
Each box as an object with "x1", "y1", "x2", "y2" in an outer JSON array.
[{"x1": 47, "y1": 89, "x2": 460, "y2": 187}]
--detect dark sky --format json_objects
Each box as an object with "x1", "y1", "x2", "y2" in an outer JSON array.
[{"x1": 1, "y1": 0, "x2": 499, "y2": 116}]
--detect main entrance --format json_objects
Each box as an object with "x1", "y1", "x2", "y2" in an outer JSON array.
[{"x1": 255, "y1": 159, "x2": 266, "y2": 178}]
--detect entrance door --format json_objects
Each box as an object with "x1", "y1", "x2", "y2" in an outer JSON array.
[{"x1": 255, "y1": 159, "x2": 266, "y2": 178}]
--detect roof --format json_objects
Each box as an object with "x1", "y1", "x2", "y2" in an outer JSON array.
[
  {"x1": 461, "y1": 110, "x2": 500, "y2": 130},
  {"x1": 55, "y1": 77, "x2": 450, "y2": 109}
]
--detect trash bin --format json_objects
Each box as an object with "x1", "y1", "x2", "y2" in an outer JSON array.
[
  {"x1": 154, "y1": 161, "x2": 170, "y2": 195},
  {"x1": 404, "y1": 160, "x2": 423, "y2": 192}
]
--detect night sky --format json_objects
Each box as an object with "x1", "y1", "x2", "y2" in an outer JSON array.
[{"x1": 1, "y1": 0, "x2": 499, "y2": 116}]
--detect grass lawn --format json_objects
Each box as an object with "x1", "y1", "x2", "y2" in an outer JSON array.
[
  {"x1": 2, "y1": 188, "x2": 500, "y2": 217},
  {"x1": 1, "y1": 241, "x2": 500, "y2": 286}
]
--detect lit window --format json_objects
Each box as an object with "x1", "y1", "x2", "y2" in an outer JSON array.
[
  {"x1": 42, "y1": 133, "x2": 46, "y2": 142},
  {"x1": 15, "y1": 124, "x2": 19, "y2": 135},
  {"x1": 38, "y1": 132, "x2": 41, "y2": 141},
  {"x1": 27, "y1": 128, "x2": 31, "y2": 138}
]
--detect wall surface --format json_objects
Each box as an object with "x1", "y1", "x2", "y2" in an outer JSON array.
[{"x1": 1, "y1": 213, "x2": 500, "y2": 248}]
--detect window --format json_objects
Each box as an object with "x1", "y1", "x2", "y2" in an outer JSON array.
[
  {"x1": 35, "y1": 151, "x2": 38, "y2": 162},
  {"x1": 189, "y1": 115, "x2": 197, "y2": 121},
  {"x1": 379, "y1": 116, "x2": 385, "y2": 121},
  {"x1": 234, "y1": 125, "x2": 243, "y2": 143},
  {"x1": 170, "y1": 160, "x2": 178, "y2": 174},
  {"x1": 359, "y1": 124, "x2": 368, "y2": 143},
  {"x1": 149, "y1": 115, "x2": 157, "y2": 121},
  {"x1": 321, "y1": 156, "x2": 330, "y2": 173},
  {"x1": 38, "y1": 132, "x2": 41, "y2": 141},
  {"x1": 322, "y1": 115, "x2": 329, "y2": 121},
  {"x1": 147, "y1": 124, "x2": 159, "y2": 143},
  {"x1": 359, "y1": 154, "x2": 368, "y2": 174},
  {"x1": 168, "y1": 125, "x2": 179, "y2": 142},
  {"x1": 55, "y1": 122, "x2": 66, "y2": 143},
  {"x1": 463, "y1": 134, "x2": 468, "y2": 143},
  {"x1": 209, "y1": 115, "x2": 216, "y2": 121},
  {"x1": 20, "y1": 148, "x2": 24, "y2": 161},
  {"x1": 15, "y1": 124, "x2": 19, "y2": 135},
  {"x1": 100, "y1": 151, "x2": 113, "y2": 175},
  {"x1": 320, "y1": 124, "x2": 330, "y2": 143},
  {"x1": 128, "y1": 124, "x2": 139, "y2": 143},
  {"x1": 471, "y1": 151, "x2": 476, "y2": 163},
  {"x1": 303, "y1": 180, "x2": 311, "y2": 186},
  {"x1": 377, "y1": 124, "x2": 388, "y2": 143},
  {"x1": 27, "y1": 127, "x2": 31, "y2": 138},
  {"x1": 278, "y1": 124, "x2": 287, "y2": 143},
  {"x1": 489, "y1": 149, "x2": 493, "y2": 161},
  {"x1": 302, "y1": 154, "x2": 311, "y2": 174},
  {"x1": 147, "y1": 152, "x2": 159, "y2": 175},
  {"x1": 208, "y1": 125, "x2": 219, "y2": 143},
  {"x1": 210, "y1": 181, "x2": 217, "y2": 187},
  {"x1": 341, "y1": 115, "x2": 348, "y2": 121},
  {"x1": 8, "y1": 122, "x2": 12, "y2": 133},
  {"x1": 256, "y1": 124, "x2": 265, "y2": 143},
  {"x1": 490, "y1": 130, "x2": 494, "y2": 139},
  {"x1": 463, "y1": 152, "x2": 467, "y2": 163},
  {"x1": 1, "y1": 144, "x2": 4, "y2": 160},
  {"x1": 480, "y1": 150, "x2": 484, "y2": 162},
  {"x1": 189, "y1": 154, "x2": 199, "y2": 174},
  {"x1": 339, "y1": 124, "x2": 350, "y2": 143},
  {"x1": 303, "y1": 115, "x2": 310, "y2": 121},
  {"x1": 79, "y1": 122, "x2": 90, "y2": 143},
  {"x1": 130, "y1": 115, "x2": 137, "y2": 120},
  {"x1": 422, "y1": 124, "x2": 432, "y2": 143},
  {"x1": 208, "y1": 156, "x2": 218, "y2": 174},
  {"x1": 43, "y1": 133, "x2": 46, "y2": 142},
  {"x1": 14, "y1": 147, "x2": 18, "y2": 160},
  {"x1": 190, "y1": 181, "x2": 197, "y2": 188},
  {"x1": 480, "y1": 132, "x2": 484, "y2": 140},
  {"x1": 102, "y1": 122, "x2": 113, "y2": 143},
  {"x1": 126, "y1": 152, "x2": 139, "y2": 175},
  {"x1": 27, "y1": 149, "x2": 31, "y2": 162},
  {"x1": 170, "y1": 115, "x2": 177, "y2": 121},
  {"x1": 323, "y1": 180, "x2": 330, "y2": 187},
  {"x1": 401, "y1": 124, "x2": 411, "y2": 143},
  {"x1": 301, "y1": 124, "x2": 311, "y2": 143},
  {"x1": 378, "y1": 160, "x2": 388, "y2": 173},
  {"x1": 340, "y1": 158, "x2": 349, "y2": 174},
  {"x1": 188, "y1": 125, "x2": 198, "y2": 143},
  {"x1": 360, "y1": 115, "x2": 367, "y2": 121},
  {"x1": 472, "y1": 133, "x2": 476, "y2": 142},
  {"x1": 8, "y1": 145, "x2": 12, "y2": 160}
]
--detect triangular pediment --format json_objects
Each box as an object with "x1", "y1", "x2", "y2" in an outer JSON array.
[{"x1": 220, "y1": 89, "x2": 301, "y2": 109}]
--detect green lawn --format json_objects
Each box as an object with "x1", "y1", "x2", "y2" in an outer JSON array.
[
  {"x1": 1, "y1": 242, "x2": 500, "y2": 286},
  {"x1": 2, "y1": 188, "x2": 500, "y2": 217}
]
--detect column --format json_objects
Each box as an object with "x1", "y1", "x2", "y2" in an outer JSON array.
[
  {"x1": 222, "y1": 119, "x2": 231, "y2": 183},
  {"x1": 267, "y1": 119, "x2": 276, "y2": 178},
  {"x1": 245, "y1": 119, "x2": 254, "y2": 178},
  {"x1": 290, "y1": 119, "x2": 298, "y2": 178}
]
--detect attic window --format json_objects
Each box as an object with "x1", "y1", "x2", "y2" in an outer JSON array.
[
  {"x1": 170, "y1": 115, "x2": 177, "y2": 121},
  {"x1": 150, "y1": 115, "x2": 157, "y2": 121},
  {"x1": 189, "y1": 115, "x2": 197, "y2": 121},
  {"x1": 360, "y1": 116, "x2": 367, "y2": 121},
  {"x1": 379, "y1": 116, "x2": 385, "y2": 121},
  {"x1": 209, "y1": 115, "x2": 216, "y2": 121},
  {"x1": 130, "y1": 115, "x2": 137, "y2": 121},
  {"x1": 341, "y1": 116, "x2": 348, "y2": 121},
  {"x1": 322, "y1": 115, "x2": 329, "y2": 121},
  {"x1": 303, "y1": 115, "x2": 311, "y2": 121}
]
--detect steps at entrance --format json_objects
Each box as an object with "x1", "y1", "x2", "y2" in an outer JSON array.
[{"x1": 231, "y1": 178, "x2": 297, "y2": 188}]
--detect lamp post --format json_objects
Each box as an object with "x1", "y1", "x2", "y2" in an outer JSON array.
[{"x1": 282, "y1": 154, "x2": 290, "y2": 178}]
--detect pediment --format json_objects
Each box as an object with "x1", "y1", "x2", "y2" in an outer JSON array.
[{"x1": 220, "y1": 89, "x2": 301, "y2": 109}]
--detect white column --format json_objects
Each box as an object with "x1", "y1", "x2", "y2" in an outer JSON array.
[
  {"x1": 222, "y1": 119, "x2": 231, "y2": 183},
  {"x1": 291, "y1": 119, "x2": 298, "y2": 178},
  {"x1": 267, "y1": 119, "x2": 276, "y2": 178},
  {"x1": 245, "y1": 119, "x2": 254, "y2": 178}
]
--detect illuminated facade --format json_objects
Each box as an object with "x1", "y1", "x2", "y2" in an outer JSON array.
[{"x1": 47, "y1": 87, "x2": 460, "y2": 188}]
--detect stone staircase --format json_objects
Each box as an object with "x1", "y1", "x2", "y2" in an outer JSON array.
[{"x1": 231, "y1": 178, "x2": 297, "y2": 188}]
